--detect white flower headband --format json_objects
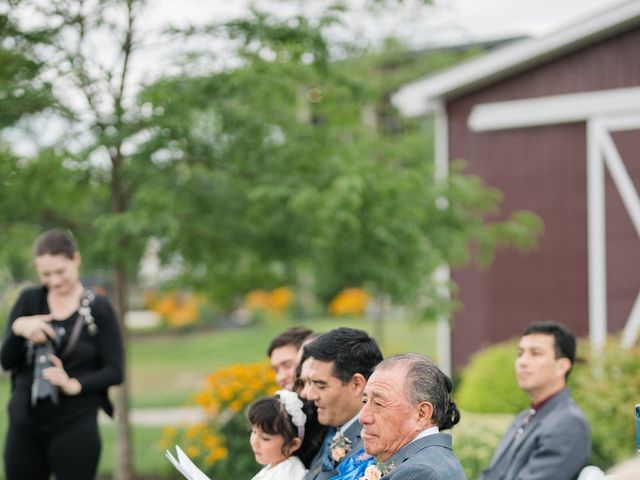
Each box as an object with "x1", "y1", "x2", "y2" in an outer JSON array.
[{"x1": 276, "y1": 389, "x2": 306, "y2": 441}]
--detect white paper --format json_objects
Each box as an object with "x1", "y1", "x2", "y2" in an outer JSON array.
[{"x1": 165, "y1": 445, "x2": 212, "y2": 480}]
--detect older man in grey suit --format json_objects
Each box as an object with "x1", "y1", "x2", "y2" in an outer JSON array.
[
  {"x1": 359, "y1": 353, "x2": 466, "y2": 480},
  {"x1": 481, "y1": 322, "x2": 591, "y2": 480}
]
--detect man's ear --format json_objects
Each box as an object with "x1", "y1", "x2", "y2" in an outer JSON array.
[
  {"x1": 416, "y1": 401, "x2": 434, "y2": 427},
  {"x1": 350, "y1": 373, "x2": 367, "y2": 396},
  {"x1": 556, "y1": 357, "x2": 571, "y2": 378}
]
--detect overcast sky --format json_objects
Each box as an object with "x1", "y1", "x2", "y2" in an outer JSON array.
[
  {"x1": 144, "y1": 0, "x2": 627, "y2": 47},
  {"x1": 5, "y1": 0, "x2": 628, "y2": 154}
]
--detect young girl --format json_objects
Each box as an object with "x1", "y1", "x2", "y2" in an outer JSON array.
[{"x1": 248, "y1": 390, "x2": 322, "y2": 480}]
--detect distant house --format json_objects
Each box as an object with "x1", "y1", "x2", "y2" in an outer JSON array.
[{"x1": 392, "y1": 0, "x2": 640, "y2": 370}]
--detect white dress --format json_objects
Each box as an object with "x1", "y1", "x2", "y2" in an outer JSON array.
[{"x1": 250, "y1": 456, "x2": 307, "y2": 480}]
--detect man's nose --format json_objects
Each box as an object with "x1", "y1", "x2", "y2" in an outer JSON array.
[
  {"x1": 306, "y1": 384, "x2": 319, "y2": 401},
  {"x1": 359, "y1": 402, "x2": 373, "y2": 425}
]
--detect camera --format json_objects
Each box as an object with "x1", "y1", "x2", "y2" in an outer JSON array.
[
  {"x1": 635, "y1": 404, "x2": 640, "y2": 452},
  {"x1": 31, "y1": 333, "x2": 61, "y2": 406}
]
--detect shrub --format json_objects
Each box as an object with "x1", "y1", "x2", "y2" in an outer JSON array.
[
  {"x1": 455, "y1": 339, "x2": 528, "y2": 414},
  {"x1": 571, "y1": 338, "x2": 640, "y2": 469},
  {"x1": 160, "y1": 360, "x2": 277, "y2": 478},
  {"x1": 328, "y1": 288, "x2": 370, "y2": 316},
  {"x1": 454, "y1": 411, "x2": 514, "y2": 479},
  {"x1": 244, "y1": 287, "x2": 295, "y2": 313},
  {"x1": 145, "y1": 289, "x2": 201, "y2": 329}
]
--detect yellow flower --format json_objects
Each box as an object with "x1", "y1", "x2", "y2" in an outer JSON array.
[
  {"x1": 186, "y1": 446, "x2": 201, "y2": 458},
  {"x1": 329, "y1": 288, "x2": 370, "y2": 316}
]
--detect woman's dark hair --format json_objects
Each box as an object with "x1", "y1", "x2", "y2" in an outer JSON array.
[
  {"x1": 33, "y1": 229, "x2": 78, "y2": 259},
  {"x1": 248, "y1": 394, "x2": 327, "y2": 468}
]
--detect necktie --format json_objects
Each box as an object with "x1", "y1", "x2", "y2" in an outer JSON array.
[
  {"x1": 321, "y1": 427, "x2": 338, "y2": 471},
  {"x1": 513, "y1": 408, "x2": 536, "y2": 439}
]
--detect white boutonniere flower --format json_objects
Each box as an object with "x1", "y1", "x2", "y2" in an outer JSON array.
[{"x1": 360, "y1": 462, "x2": 396, "y2": 480}]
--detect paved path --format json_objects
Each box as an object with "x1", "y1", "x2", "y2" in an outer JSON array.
[{"x1": 101, "y1": 406, "x2": 205, "y2": 426}]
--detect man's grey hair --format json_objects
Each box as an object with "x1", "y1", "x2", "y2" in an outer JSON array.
[{"x1": 375, "y1": 353, "x2": 460, "y2": 430}]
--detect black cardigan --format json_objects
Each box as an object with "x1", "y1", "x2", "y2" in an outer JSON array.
[{"x1": 1, "y1": 285, "x2": 124, "y2": 427}]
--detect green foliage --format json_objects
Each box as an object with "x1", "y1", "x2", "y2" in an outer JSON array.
[
  {"x1": 209, "y1": 413, "x2": 259, "y2": 479},
  {"x1": 139, "y1": 11, "x2": 542, "y2": 315},
  {"x1": 0, "y1": 11, "x2": 55, "y2": 128},
  {"x1": 455, "y1": 339, "x2": 529, "y2": 413},
  {"x1": 571, "y1": 338, "x2": 640, "y2": 469},
  {"x1": 454, "y1": 411, "x2": 514, "y2": 479}
]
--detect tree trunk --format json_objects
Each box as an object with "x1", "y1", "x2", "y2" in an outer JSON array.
[
  {"x1": 113, "y1": 261, "x2": 133, "y2": 480},
  {"x1": 373, "y1": 295, "x2": 389, "y2": 349},
  {"x1": 111, "y1": 149, "x2": 133, "y2": 480}
]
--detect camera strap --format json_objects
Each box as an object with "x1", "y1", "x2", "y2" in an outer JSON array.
[{"x1": 61, "y1": 289, "x2": 97, "y2": 359}]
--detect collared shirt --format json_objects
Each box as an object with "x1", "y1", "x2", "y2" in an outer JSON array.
[
  {"x1": 409, "y1": 425, "x2": 440, "y2": 445},
  {"x1": 339, "y1": 411, "x2": 361, "y2": 434},
  {"x1": 531, "y1": 389, "x2": 563, "y2": 412}
]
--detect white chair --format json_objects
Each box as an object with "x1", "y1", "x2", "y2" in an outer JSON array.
[{"x1": 577, "y1": 466, "x2": 607, "y2": 480}]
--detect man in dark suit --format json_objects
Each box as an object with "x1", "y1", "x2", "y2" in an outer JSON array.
[
  {"x1": 303, "y1": 327, "x2": 383, "y2": 480},
  {"x1": 359, "y1": 353, "x2": 466, "y2": 480},
  {"x1": 481, "y1": 322, "x2": 591, "y2": 480}
]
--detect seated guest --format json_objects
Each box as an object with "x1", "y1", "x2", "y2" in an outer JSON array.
[
  {"x1": 303, "y1": 327, "x2": 383, "y2": 480},
  {"x1": 360, "y1": 353, "x2": 466, "y2": 480},
  {"x1": 268, "y1": 326, "x2": 314, "y2": 390},
  {"x1": 480, "y1": 322, "x2": 591, "y2": 480},
  {"x1": 293, "y1": 333, "x2": 321, "y2": 399}
]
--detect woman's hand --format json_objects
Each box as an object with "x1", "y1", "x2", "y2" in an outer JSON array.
[
  {"x1": 42, "y1": 355, "x2": 82, "y2": 396},
  {"x1": 11, "y1": 314, "x2": 56, "y2": 344}
]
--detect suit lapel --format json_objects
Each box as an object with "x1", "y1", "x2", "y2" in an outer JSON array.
[
  {"x1": 305, "y1": 421, "x2": 363, "y2": 480},
  {"x1": 488, "y1": 411, "x2": 528, "y2": 466},
  {"x1": 489, "y1": 389, "x2": 572, "y2": 472}
]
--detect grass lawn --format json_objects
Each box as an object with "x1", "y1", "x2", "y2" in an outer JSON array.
[
  {"x1": 128, "y1": 316, "x2": 437, "y2": 408},
  {"x1": 0, "y1": 316, "x2": 437, "y2": 478}
]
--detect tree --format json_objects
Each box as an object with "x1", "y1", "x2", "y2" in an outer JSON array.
[
  {"x1": 0, "y1": 1, "x2": 161, "y2": 477},
  {"x1": 139, "y1": 12, "x2": 542, "y2": 334}
]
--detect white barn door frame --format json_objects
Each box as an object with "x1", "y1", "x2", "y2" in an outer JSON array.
[{"x1": 587, "y1": 113, "x2": 640, "y2": 350}]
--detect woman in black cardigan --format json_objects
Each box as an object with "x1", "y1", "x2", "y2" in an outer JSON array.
[{"x1": 1, "y1": 229, "x2": 124, "y2": 480}]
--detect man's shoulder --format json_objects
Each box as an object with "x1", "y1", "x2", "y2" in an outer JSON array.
[
  {"x1": 387, "y1": 435, "x2": 466, "y2": 480},
  {"x1": 539, "y1": 390, "x2": 589, "y2": 427},
  {"x1": 387, "y1": 453, "x2": 466, "y2": 480}
]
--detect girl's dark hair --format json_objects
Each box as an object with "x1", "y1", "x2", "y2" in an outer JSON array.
[
  {"x1": 33, "y1": 229, "x2": 78, "y2": 259},
  {"x1": 248, "y1": 394, "x2": 327, "y2": 468}
]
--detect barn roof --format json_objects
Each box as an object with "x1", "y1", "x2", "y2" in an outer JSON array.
[{"x1": 392, "y1": 0, "x2": 640, "y2": 117}]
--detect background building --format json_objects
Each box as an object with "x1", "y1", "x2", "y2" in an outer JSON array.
[{"x1": 393, "y1": 0, "x2": 640, "y2": 367}]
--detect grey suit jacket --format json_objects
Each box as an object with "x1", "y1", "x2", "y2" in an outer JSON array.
[
  {"x1": 382, "y1": 433, "x2": 467, "y2": 480},
  {"x1": 480, "y1": 388, "x2": 591, "y2": 480},
  {"x1": 305, "y1": 420, "x2": 364, "y2": 480}
]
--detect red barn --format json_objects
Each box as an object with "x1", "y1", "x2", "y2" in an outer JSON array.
[{"x1": 392, "y1": 0, "x2": 640, "y2": 371}]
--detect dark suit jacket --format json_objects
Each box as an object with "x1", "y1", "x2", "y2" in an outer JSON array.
[
  {"x1": 305, "y1": 420, "x2": 364, "y2": 480},
  {"x1": 382, "y1": 433, "x2": 467, "y2": 480},
  {"x1": 480, "y1": 388, "x2": 591, "y2": 480}
]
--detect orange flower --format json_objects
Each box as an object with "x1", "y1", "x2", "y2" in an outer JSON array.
[{"x1": 329, "y1": 288, "x2": 370, "y2": 316}]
